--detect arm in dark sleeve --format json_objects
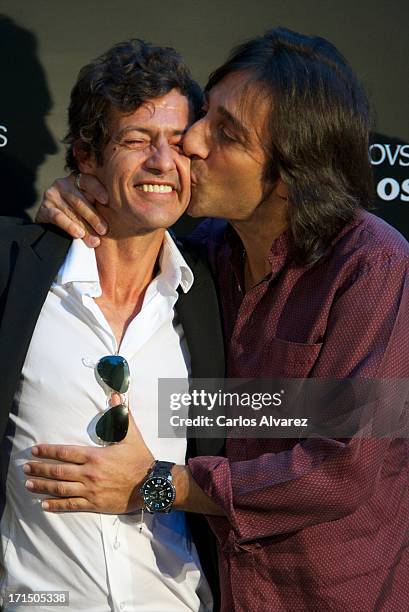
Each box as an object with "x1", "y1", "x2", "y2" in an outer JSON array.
[{"x1": 189, "y1": 253, "x2": 409, "y2": 543}]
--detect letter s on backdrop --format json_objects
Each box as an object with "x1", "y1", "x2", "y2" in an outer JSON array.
[{"x1": 0, "y1": 125, "x2": 8, "y2": 148}]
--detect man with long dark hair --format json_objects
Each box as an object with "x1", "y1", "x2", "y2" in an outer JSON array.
[{"x1": 29, "y1": 28, "x2": 409, "y2": 610}]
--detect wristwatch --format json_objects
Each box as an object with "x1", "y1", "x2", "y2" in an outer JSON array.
[{"x1": 140, "y1": 461, "x2": 176, "y2": 513}]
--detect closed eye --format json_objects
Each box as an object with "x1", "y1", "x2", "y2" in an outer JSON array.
[
  {"x1": 217, "y1": 125, "x2": 237, "y2": 143},
  {"x1": 124, "y1": 139, "x2": 146, "y2": 146}
]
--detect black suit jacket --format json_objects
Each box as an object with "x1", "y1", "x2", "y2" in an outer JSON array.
[{"x1": 0, "y1": 221, "x2": 225, "y2": 608}]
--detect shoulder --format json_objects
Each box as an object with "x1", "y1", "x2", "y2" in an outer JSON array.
[
  {"x1": 320, "y1": 211, "x2": 409, "y2": 286},
  {"x1": 340, "y1": 211, "x2": 409, "y2": 263},
  {"x1": 0, "y1": 218, "x2": 71, "y2": 248},
  {"x1": 178, "y1": 218, "x2": 229, "y2": 276},
  {"x1": 0, "y1": 219, "x2": 72, "y2": 280},
  {"x1": 181, "y1": 218, "x2": 228, "y2": 252},
  {"x1": 0, "y1": 218, "x2": 43, "y2": 252}
]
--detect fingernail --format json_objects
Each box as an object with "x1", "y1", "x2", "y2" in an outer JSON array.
[
  {"x1": 31, "y1": 447, "x2": 39, "y2": 456},
  {"x1": 23, "y1": 464, "x2": 31, "y2": 474},
  {"x1": 99, "y1": 193, "x2": 109, "y2": 204},
  {"x1": 25, "y1": 480, "x2": 34, "y2": 489},
  {"x1": 96, "y1": 223, "x2": 107, "y2": 235},
  {"x1": 75, "y1": 228, "x2": 85, "y2": 238},
  {"x1": 42, "y1": 501, "x2": 49, "y2": 510},
  {"x1": 89, "y1": 236, "x2": 101, "y2": 247}
]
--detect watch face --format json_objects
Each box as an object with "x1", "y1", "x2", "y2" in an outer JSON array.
[{"x1": 141, "y1": 477, "x2": 176, "y2": 512}]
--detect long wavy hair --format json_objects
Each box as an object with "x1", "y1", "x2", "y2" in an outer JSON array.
[{"x1": 206, "y1": 27, "x2": 374, "y2": 265}]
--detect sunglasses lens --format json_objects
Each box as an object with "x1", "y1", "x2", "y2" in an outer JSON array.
[
  {"x1": 97, "y1": 355, "x2": 130, "y2": 393},
  {"x1": 96, "y1": 404, "x2": 129, "y2": 443}
]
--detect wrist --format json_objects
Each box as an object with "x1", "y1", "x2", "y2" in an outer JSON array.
[
  {"x1": 171, "y1": 464, "x2": 189, "y2": 509},
  {"x1": 171, "y1": 464, "x2": 225, "y2": 516}
]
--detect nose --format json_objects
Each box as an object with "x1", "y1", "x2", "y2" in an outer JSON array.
[
  {"x1": 144, "y1": 140, "x2": 175, "y2": 174},
  {"x1": 183, "y1": 118, "x2": 209, "y2": 159}
]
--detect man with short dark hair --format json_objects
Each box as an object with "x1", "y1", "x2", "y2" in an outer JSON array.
[
  {"x1": 25, "y1": 28, "x2": 409, "y2": 611},
  {"x1": 0, "y1": 39, "x2": 223, "y2": 611}
]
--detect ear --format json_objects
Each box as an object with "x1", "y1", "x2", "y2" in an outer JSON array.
[
  {"x1": 275, "y1": 178, "x2": 289, "y2": 201},
  {"x1": 73, "y1": 139, "x2": 97, "y2": 174}
]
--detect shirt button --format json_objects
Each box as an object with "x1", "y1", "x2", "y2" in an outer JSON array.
[
  {"x1": 113, "y1": 541, "x2": 120, "y2": 549},
  {"x1": 119, "y1": 603, "x2": 124, "y2": 610}
]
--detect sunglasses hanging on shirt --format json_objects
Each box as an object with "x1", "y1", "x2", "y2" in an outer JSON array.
[{"x1": 95, "y1": 355, "x2": 130, "y2": 443}]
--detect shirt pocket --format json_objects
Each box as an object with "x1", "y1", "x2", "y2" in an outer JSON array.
[{"x1": 262, "y1": 337, "x2": 323, "y2": 378}]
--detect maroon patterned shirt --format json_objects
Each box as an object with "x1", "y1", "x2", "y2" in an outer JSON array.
[{"x1": 189, "y1": 210, "x2": 409, "y2": 611}]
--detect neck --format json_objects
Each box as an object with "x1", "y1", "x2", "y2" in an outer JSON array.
[
  {"x1": 93, "y1": 228, "x2": 166, "y2": 348},
  {"x1": 230, "y1": 197, "x2": 288, "y2": 291},
  {"x1": 95, "y1": 230, "x2": 165, "y2": 301},
  {"x1": 93, "y1": 202, "x2": 166, "y2": 299},
  {"x1": 89, "y1": 203, "x2": 169, "y2": 347}
]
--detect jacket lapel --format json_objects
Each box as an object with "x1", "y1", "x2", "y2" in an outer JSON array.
[
  {"x1": 0, "y1": 227, "x2": 72, "y2": 442},
  {"x1": 175, "y1": 248, "x2": 225, "y2": 458}
]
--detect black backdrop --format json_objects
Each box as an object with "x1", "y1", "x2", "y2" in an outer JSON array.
[{"x1": 0, "y1": 1, "x2": 408, "y2": 237}]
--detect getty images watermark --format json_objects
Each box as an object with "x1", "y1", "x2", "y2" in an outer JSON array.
[
  {"x1": 158, "y1": 378, "x2": 409, "y2": 439},
  {"x1": 167, "y1": 387, "x2": 304, "y2": 428}
]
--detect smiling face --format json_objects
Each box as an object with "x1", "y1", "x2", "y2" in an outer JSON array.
[
  {"x1": 183, "y1": 71, "x2": 285, "y2": 222},
  {"x1": 78, "y1": 89, "x2": 192, "y2": 235}
]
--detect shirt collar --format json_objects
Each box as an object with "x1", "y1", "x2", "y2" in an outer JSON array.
[
  {"x1": 55, "y1": 231, "x2": 194, "y2": 294},
  {"x1": 225, "y1": 209, "x2": 365, "y2": 280},
  {"x1": 159, "y1": 232, "x2": 194, "y2": 293},
  {"x1": 56, "y1": 238, "x2": 100, "y2": 288},
  {"x1": 225, "y1": 224, "x2": 291, "y2": 283}
]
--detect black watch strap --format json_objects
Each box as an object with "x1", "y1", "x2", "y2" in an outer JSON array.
[{"x1": 150, "y1": 460, "x2": 175, "y2": 479}]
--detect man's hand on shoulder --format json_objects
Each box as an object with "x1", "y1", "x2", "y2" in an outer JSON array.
[{"x1": 36, "y1": 174, "x2": 109, "y2": 248}]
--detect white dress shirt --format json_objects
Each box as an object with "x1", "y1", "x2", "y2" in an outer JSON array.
[{"x1": 1, "y1": 233, "x2": 213, "y2": 612}]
